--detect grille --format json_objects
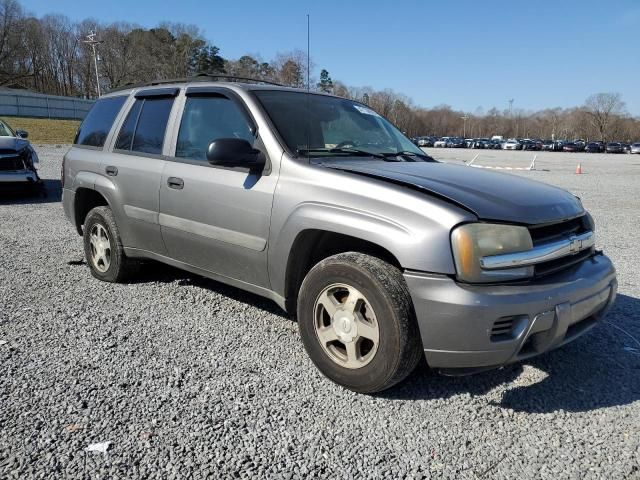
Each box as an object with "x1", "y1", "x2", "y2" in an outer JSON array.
[
  {"x1": 528, "y1": 215, "x2": 588, "y2": 245},
  {"x1": 0, "y1": 153, "x2": 25, "y2": 171},
  {"x1": 528, "y1": 215, "x2": 594, "y2": 277}
]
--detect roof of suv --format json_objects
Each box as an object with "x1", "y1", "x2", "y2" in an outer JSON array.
[{"x1": 103, "y1": 78, "x2": 331, "y2": 98}]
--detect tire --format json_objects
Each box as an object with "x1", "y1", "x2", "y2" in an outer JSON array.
[
  {"x1": 83, "y1": 206, "x2": 137, "y2": 283},
  {"x1": 297, "y1": 252, "x2": 423, "y2": 393}
]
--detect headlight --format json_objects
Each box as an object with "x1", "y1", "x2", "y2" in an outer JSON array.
[{"x1": 451, "y1": 223, "x2": 534, "y2": 283}]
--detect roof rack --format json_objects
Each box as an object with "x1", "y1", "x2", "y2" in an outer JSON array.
[{"x1": 107, "y1": 74, "x2": 285, "y2": 93}]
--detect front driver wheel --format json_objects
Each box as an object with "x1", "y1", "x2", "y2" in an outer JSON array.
[{"x1": 297, "y1": 252, "x2": 423, "y2": 393}]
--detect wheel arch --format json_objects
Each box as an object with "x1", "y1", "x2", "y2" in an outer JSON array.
[
  {"x1": 71, "y1": 171, "x2": 118, "y2": 235},
  {"x1": 282, "y1": 229, "x2": 402, "y2": 315},
  {"x1": 73, "y1": 187, "x2": 110, "y2": 235}
]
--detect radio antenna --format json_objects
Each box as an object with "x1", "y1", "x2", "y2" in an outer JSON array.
[
  {"x1": 305, "y1": 14, "x2": 311, "y2": 162},
  {"x1": 307, "y1": 14, "x2": 310, "y2": 92}
]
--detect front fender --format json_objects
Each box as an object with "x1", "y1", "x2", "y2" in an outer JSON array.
[{"x1": 268, "y1": 193, "x2": 473, "y2": 297}]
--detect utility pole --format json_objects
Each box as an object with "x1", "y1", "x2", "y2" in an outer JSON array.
[
  {"x1": 83, "y1": 31, "x2": 103, "y2": 98},
  {"x1": 508, "y1": 99, "x2": 514, "y2": 138},
  {"x1": 461, "y1": 113, "x2": 469, "y2": 138}
]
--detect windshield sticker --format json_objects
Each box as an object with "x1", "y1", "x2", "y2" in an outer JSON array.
[{"x1": 353, "y1": 105, "x2": 381, "y2": 117}]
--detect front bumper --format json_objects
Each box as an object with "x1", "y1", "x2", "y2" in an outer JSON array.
[
  {"x1": 404, "y1": 253, "x2": 617, "y2": 373},
  {"x1": 0, "y1": 170, "x2": 38, "y2": 183}
]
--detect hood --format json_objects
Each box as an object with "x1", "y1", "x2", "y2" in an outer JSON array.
[
  {"x1": 320, "y1": 160, "x2": 584, "y2": 225},
  {"x1": 0, "y1": 136, "x2": 28, "y2": 152}
]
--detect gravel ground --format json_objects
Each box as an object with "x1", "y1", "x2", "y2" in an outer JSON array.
[{"x1": 1, "y1": 145, "x2": 639, "y2": 479}]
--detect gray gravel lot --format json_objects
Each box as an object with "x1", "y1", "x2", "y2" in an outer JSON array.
[{"x1": 1, "y1": 145, "x2": 639, "y2": 479}]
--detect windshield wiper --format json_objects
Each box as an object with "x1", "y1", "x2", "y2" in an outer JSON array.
[
  {"x1": 297, "y1": 147, "x2": 387, "y2": 159},
  {"x1": 381, "y1": 151, "x2": 436, "y2": 162},
  {"x1": 297, "y1": 147, "x2": 432, "y2": 162},
  {"x1": 329, "y1": 147, "x2": 388, "y2": 159}
]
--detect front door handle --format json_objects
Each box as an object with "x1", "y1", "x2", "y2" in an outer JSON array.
[
  {"x1": 105, "y1": 166, "x2": 118, "y2": 176},
  {"x1": 167, "y1": 177, "x2": 184, "y2": 190}
]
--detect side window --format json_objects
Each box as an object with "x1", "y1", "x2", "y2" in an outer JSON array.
[
  {"x1": 114, "y1": 99, "x2": 142, "y2": 151},
  {"x1": 114, "y1": 97, "x2": 174, "y2": 155},
  {"x1": 74, "y1": 96, "x2": 127, "y2": 147},
  {"x1": 175, "y1": 95, "x2": 254, "y2": 161}
]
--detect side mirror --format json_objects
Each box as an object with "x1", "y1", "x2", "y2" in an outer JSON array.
[
  {"x1": 206, "y1": 138, "x2": 264, "y2": 169},
  {"x1": 16, "y1": 129, "x2": 28, "y2": 139}
]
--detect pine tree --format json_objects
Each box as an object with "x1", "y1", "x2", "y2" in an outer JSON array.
[{"x1": 317, "y1": 69, "x2": 333, "y2": 93}]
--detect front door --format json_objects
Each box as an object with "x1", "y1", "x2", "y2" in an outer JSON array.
[{"x1": 159, "y1": 90, "x2": 277, "y2": 288}]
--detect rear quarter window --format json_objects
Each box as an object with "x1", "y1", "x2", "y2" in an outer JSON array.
[
  {"x1": 114, "y1": 97, "x2": 174, "y2": 155},
  {"x1": 74, "y1": 96, "x2": 127, "y2": 147}
]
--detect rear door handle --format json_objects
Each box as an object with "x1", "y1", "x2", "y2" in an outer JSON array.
[
  {"x1": 105, "y1": 166, "x2": 118, "y2": 176},
  {"x1": 167, "y1": 177, "x2": 184, "y2": 190}
]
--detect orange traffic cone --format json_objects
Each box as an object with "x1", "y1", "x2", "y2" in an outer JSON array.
[{"x1": 575, "y1": 163, "x2": 582, "y2": 174}]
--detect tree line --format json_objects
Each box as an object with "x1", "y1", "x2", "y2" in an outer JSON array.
[{"x1": 1, "y1": 0, "x2": 638, "y2": 141}]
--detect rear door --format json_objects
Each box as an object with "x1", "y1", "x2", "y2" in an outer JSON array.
[
  {"x1": 159, "y1": 87, "x2": 277, "y2": 288},
  {"x1": 100, "y1": 88, "x2": 179, "y2": 255}
]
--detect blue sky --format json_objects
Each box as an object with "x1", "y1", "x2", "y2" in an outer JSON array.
[{"x1": 20, "y1": 0, "x2": 640, "y2": 115}]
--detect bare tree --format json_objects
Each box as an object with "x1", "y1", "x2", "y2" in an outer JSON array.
[
  {"x1": 584, "y1": 93, "x2": 626, "y2": 142},
  {"x1": 271, "y1": 50, "x2": 313, "y2": 88},
  {"x1": 0, "y1": 0, "x2": 28, "y2": 86}
]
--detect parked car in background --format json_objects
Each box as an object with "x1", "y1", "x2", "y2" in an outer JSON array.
[
  {"x1": 555, "y1": 140, "x2": 569, "y2": 151},
  {"x1": 502, "y1": 139, "x2": 521, "y2": 150},
  {"x1": 417, "y1": 137, "x2": 434, "y2": 147},
  {"x1": 520, "y1": 139, "x2": 541, "y2": 151},
  {"x1": 563, "y1": 142, "x2": 585, "y2": 152},
  {"x1": 630, "y1": 142, "x2": 640, "y2": 154},
  {"x1": 622, "y1": 143, "x2": 631, "y2": 154},
  {"x1": 412, "y1": 136, "x2": 432, "y2": 147},
  {"x1": 542, "y1": 139, "x2": 558, "y2": 151},
  {"x1": 585, "y1": 142, "x2": 602, "y2": 153},
  {"x1": 574, "y1": 141, "x2": 586, "y2": 152},
  {"x1": 472, "y1": 138, "x2": 491, "y2": 149},
  {"x1": 489, "y1": 139, "x2": 503, "y2": 149},
  {"x1": 0, "y1": 119, "x2": 43, "y2": 195},
  {"x1": 433, "y1": 137, "x2": 449, "y2": 147},
  {"x1": 606, "y1": 142, "x2": 624, "y2": 153},
  {"x1": 448, "y1": 137, "x2": 465, "y2": 148}
]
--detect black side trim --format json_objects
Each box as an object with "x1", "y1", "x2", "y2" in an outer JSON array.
[
  {"x1": 185, "y1": 86, "x2": 229, "y2": 97},
  {"x1": 135, "y1": 87, "x2": 180, "y2": 99}
]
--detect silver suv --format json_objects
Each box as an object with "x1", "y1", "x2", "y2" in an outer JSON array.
[{"x1": 62, "y1": 79, "x2": 617, "y2": 393}]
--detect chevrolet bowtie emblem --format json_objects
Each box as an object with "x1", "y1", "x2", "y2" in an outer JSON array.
[{"x1": 569, "y1": 235, "x2": 584, "y2": 253}]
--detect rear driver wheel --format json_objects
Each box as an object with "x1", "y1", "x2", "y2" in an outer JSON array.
[
  {"x1": 83, "y1": 206, "x2": 137, "y2": 282},
  {"x1": 297, "y1": 252, "x2": 423, "y2": 393}
]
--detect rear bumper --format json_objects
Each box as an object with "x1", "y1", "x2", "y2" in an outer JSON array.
[
  {"x1": 62, "y1": 187, "x2": 76, "y2": 226},
  {"x1": 404, "y1": 253, "x2": 617, "y2": 373}
]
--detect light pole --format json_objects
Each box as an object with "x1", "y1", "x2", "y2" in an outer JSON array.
[
  {"x1": 461, "y1": 113, "x2": 469, "y2": 138},
  {"x1": 508, "y1": 99, "x2": 514, "y2": 137},
  {"x1": 83, "y1": 32, "x2": 103, "y2": 98}
]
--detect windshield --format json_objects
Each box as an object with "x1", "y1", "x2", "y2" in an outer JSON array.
[
  {"x1": 254, "y1": 90, "x2": 424, "y2": 157},
  {"x1": 0, "y1": 120, "x2": 15, "y2": 137}
]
